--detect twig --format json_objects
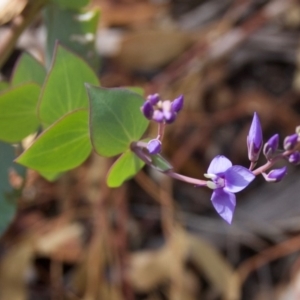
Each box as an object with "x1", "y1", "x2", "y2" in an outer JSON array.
[
  {"x1": 236, "y1": 234, "x2": 300, "y2": 284},
  {"x1": 0, "y1": 0, "x2": 48, "y2": 69}
]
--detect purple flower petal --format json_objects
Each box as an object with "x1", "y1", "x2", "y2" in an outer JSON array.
[
  {"x1": 147, "y1": 93, "x2": 160, "y2": 105},
  {"x1": 207, "y1": 155, "x2": 232, "y2": 174},
  {"x1": 289, "y1": 151, "x2": 300, "y2": 164},
  {"x1": 147, "y1": 139, "x2": 162, "y2": 154},
  {"x1": 164, "y1": 111, "x2": 176, "y2": 123},
  {"x1": 283, "y1": 134, "x2": 298, "y2": 150},
  {"x1": 141, "y1": 101, "x2": 153, "y2": 119},
  {"x1": 264, "y1": 166, "x2": 287, "y2": 182},
  {"x1": 224, "y1": 166, "x2": 255, "y2": 193},
  {"x1": 263, "y1": 133, "x2": 279, "y2": 158},
  {"x1": 211, "y1": 189, "x2": 236, "y2": 224},
  {"x1": 247, "y1": 112, "x2": 263, "y2": 162},
  {"x1": 171, "y1": 95, "x2": 184, "y2": 112},
  {"x1": 152, "y1": 110, "x2": 164, "y2": 123}
]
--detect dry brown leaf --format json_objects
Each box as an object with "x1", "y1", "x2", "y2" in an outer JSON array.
[
  {"x1": 0, "y1": 237, "x2": 34, "y2": 300},
  {"x1": 35, "y1": 223, "x2": 84, "y2": 263},
  {"x1": 116, "y1": 30, "x2": 192, "y2": 71},
  {"x1": 0, "y1": 0, "x2": 27, "y2": 25},
  {"x1": 92, "y1": 1, "x2": 165, "y2": 27},
  {"x1": 187, "y1": 232, "x2": 240, "y2": 300},
  {"x1": 127, "y1": 248, "x2": 172, "y2": 291}
]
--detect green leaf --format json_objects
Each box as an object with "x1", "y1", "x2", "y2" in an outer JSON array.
[
  {"x1": 51, "y1": 0, "x2": 89, "y2": 9},
  {"x1": 11, "y1": 53, "x2": 46, "y2": 86},
  {"x1": 16, "y1": 110, "x2": 91, "y2": 173},
  {"x1": 0, "y1": 81, "x2": 9, "y2": 92},
  {"x1": 0, "y1": 83, "x2": 40, "y2": 143},
  {"x1": 107, "y1": 150, "x2": 144, "y2": 187},
  {"x1": 38, "y1": 44, "x2": 99, "y2": 128},
  {"x1": 151, "y1": 154, "x2": 173, "y2": 172},
  {"x1": 39, "y1": 170, "x2": 62, "y2": 181},
  {"x1": 44, "y1": 4, "x2": 100, "y2": 68},
  {"x1": 87, "y1": 85, "x2": 149, "y2": 157},
  {"x1": 126, "y1": 87, "x2": 144, "y2": 96},
  {"x1": 0, "y1": 141, "x2": 26, "y2": 236}
]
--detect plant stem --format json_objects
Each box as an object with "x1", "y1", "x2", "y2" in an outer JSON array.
[{"x1": 0, "y1": 0, "x2": 48, "y2": 69}]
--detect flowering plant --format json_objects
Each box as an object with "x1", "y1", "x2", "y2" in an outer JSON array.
[{"x1": 0, "y1": 4, "x2": 299, "y2": 234}]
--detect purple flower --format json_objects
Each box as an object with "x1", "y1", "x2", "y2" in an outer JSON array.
[
  {"x1": 262, "y1": 166, "x2": 287, "y2": 182},
  {"x1": 289, "y1": 151, "x2": 300, "y2": 165},
  {"x1": 283, "y1": 134, "x2": 298, "y2": 150},
  {"x1": 205, "y1": 155, "x2": 255, "y2": 224},
  {"x1": 247, "y1": 112, "x2": 263, "y2": 162},
  {"x1": 147, "y1": 139, "x2": 162, "y2": 154},
  {"x1": 263, "y1": 134, "x2": 279, "y2": 159},
  {"x1": 147, "y1": 93, "x2": 160, "y2": 105},
  {"x1": 141, "y1": 101, "x2": 154, "y2": 120},
  {"x1": 141, "y1": 94, "x2": 184, "y2": 124}
]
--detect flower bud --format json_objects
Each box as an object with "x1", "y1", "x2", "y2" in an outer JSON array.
[
  {"x1": 147, "y1": 139, "x2": 162, "y2": 154},
  {"x1": 171, "y1": 95, "x2": 184, "y2": 113},
  {"x1": 288, "y1": 151, "x2": 300, "y2": 165},
  {"x1": 283, "y1": 134, "x2": 298, "y2": 150},
  {"x1": 263, "y1": 134, "x2": 279, "y2": 159},
  {"x1": 152, "y1": 110, "x2": 164, "y2": 123},
  {"x1": 262, "y1": 166, "x2": 287, "y2": 182},
  {"x1": 147, "y1": 93, "x2": 160, "y2": 105},
  {"x1": 141, "y1": 101, "x2": 153, "y2": 119},
  {"x1": 247, "y1": 112, "x2": 263, "y2": 162}
]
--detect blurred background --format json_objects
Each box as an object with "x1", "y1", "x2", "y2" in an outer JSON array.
[{"x1": 1, "y1": 0, "x2": 300, "y2": 299}]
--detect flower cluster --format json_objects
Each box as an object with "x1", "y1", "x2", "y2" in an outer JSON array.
[
  {"x1": 134, "y1": 93, "x2": 300, "y2": 224},
  {"x1": 141, "y1": 94, "x2": 184, "y2": 124}
]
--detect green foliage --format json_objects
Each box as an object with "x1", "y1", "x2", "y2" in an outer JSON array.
[
  {"x1": 39, "y1": 170, "x2": 61, "y2": 182},
  {"x1": 0, "y1": 81, "x2": 9, "y2": 92},
  {"x1": 44, "y1": 3, "x2": 100, "y2": 68},
  {"x1": 87, "y1": 85, "x2": 149, "y2": 157},
  {"x1": 16, "y1": 109, "x2": 91, "y2": 173},
  {"x1": 0, "y1": 83, "x2": 40, "y2": 143},
  {"x1": 151, "y1": 154, "x2": 173, "y2": 172},
  {"x1": 107, "y1": 150, "x2": 145, "y2": 187},
  {"x1": 0, "y1": 141, "x2": 25, "y2": 236},
  {"x1": 38, "y1": 44, "x2": 99, "y2": 128},
  {"x1": 11, "y1": 53, "x2": 46, "y2": 86},
  {"x1": 52, "y1": 0, "x2": 89, "y2": 9}
]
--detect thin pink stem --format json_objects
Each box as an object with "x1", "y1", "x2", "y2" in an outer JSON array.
[
  {"x1": 252, "y1": 150, "x2": 293, "y2": 176},
  {"x1": 157, "y1": 123, "x2": 166, "y2": 141}
]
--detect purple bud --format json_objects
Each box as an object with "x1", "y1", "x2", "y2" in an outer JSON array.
[
  {"x1": 171, "y1": 95, "x2": 184, "y2": 113},
  {"x1": 147, "y1": 139, "x2": 162, "y2": 154},
  {"x1": 152, "y1": 110, "x2": 164, "y2": 123},
  {"x1": 289, "y1": 151, "x2": 300, "y2": 164},
  {"x1": 147, "y1": 93, "x2": 160, "y2": 105},
  {"x1": 247, "y1": 112, "x2": 263, "y2": 162},
  {"x1": 263, "y1": 166, "x2": 287, "y2": 182},
  {"x1": 165, "y1": 111, "x2": 176, "y2": 123},
  {"x1": 283, "y1": 133, "x2": 298, "y2": 150},
  {"x1": 141, "y1": 101, "x2": 153, "y2": 119},
  {"x1": 263, "y1": 134, "x2": 279, "y2": 159}
]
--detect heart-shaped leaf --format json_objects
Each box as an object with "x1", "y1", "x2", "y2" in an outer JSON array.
[
  {"x1": 44, "y1": 6, "x2": 99, "y2": 68},
  {"x1": 107, "y1": 150, "x2": 144, "y2": 187},
  {"x1": 11, "y1": 53, "x2": 46, "y2": 87},
  {"x1": 39, "y1": 170, "x2": 62, "y2": 182},
  {"x1": 16, "y1": 109, "x2": 91, "y2": 173},
  {"x1": 0, "y1": 83, "x2": 40, "y2": 143},
  {"x1": 38, "y1": 44, "x2": 99, "y2": 128},
  {"x1": 87, "y1": 85, "x2": 149, "y2": 157}
]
